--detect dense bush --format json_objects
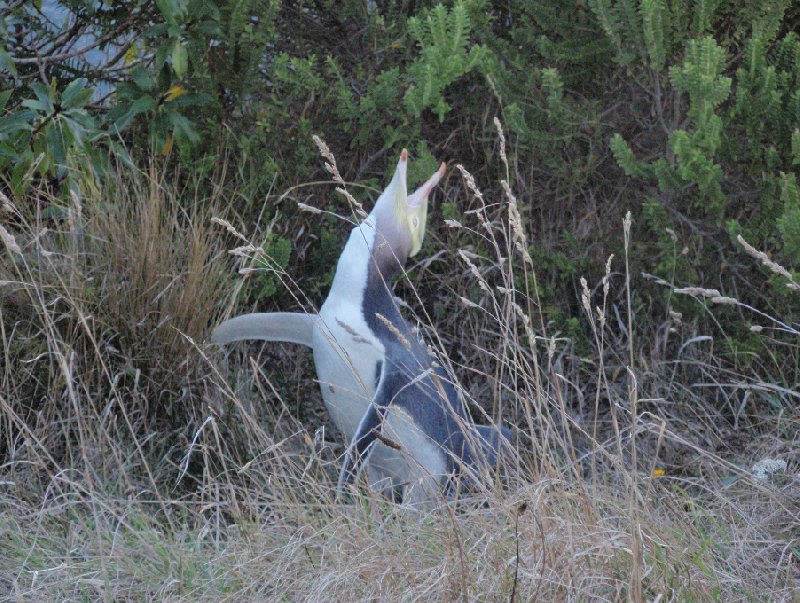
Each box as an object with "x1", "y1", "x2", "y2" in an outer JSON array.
[{"x1": 2, "y1": 0, "x2": 799, "y2": 426}]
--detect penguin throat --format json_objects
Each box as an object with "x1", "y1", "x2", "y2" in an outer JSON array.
[
  {"x1": 370, "y1": 232, "x2": 408, "y2": 281},
  {"x1": 362, "y1": 248, "x2": 406, "y2": 341}
]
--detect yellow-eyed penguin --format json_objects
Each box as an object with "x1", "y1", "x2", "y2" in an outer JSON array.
[
  {"x1": 335, "y1": 163, "x2": 512, "y2": 503},
  {"x1": 212, "y1": 151, "x2": 445, "y2": 491}
]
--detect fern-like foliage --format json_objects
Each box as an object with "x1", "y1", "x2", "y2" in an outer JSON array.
[
  {"x1": 691, "y1": 0, "x2": 721, "y2": 33},
  {"x1": 732, "y1": 20, "x2": 784, "y2": 152},
  {"x1": 404, "y1": 1, "x2": 491, "y2": 121},
  {"x1": 667, "y1": 36, "x2": 730, "y2": 214},
  {"x1": 778, "y1": 173, "x2": 800, "y2": 262},
  {"x1": 609, "y1": 133, "x2": 650, "y2": 178},
  {"x1": 640, "y1": 0, "x2": 667, "y2": 70},
  {"x1": 588, "y1": 0, "x2": 637, "y2": 66}
]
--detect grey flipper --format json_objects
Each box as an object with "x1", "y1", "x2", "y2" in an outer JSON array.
[{"x1": 211, "y1": 312, "x2": 315, "y2": 347}]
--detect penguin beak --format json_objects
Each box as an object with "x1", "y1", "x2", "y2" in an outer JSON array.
[
  {"x1": 404, "y1": 162, "x2": 446, "y2": 257},
  {"x1": 378, "y1": 150, "x2": 445, "y2": 259}
]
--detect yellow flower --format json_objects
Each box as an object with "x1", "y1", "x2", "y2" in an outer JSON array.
[
  {"x1": 652, "y1": 469, "x2": 665, "y2": 477},
  {"x1": 163, "y1": 85, "x2": 187, "y2": 103},
  {"x1": 124, "y1": 45, "x2": 137, "y2": 65}
]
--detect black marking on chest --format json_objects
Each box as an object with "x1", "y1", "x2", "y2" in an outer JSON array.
[{"x1": 361, "y1": 251, "x2": 404, "y2": 340}]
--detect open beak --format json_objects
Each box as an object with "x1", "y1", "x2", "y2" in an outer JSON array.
[
  {"x1": 404, "y1": 162, "x2": 446, "y2": 257},
  {"x1": 390, "y1": 148, "x2": 409, "y2": 212}
]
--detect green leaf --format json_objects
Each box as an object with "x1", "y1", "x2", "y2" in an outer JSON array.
[
  {"x1": 62, "y1": 115, "x2": 87, "y2": 147},
  {"x1": 156, "y1": 0, "x2": 187, "y2": 24},
  {"x1": 169, "y1": 112, "x2": 199, "y2": 143},
  {"x1": 11, "y1": 149, "x2": 34, "y2": 197},
  {"x1": 45, "y1": 122, "x2": 66, "y2": 169},
  {"x1": 172, "y1": 42, "x2": 188, "y2": 78},
  {"x1": 131, "y1": 95, "x2": 157, "y2": 115},
  {"x1": 61, "y1": 78, "x2": 93, "y2": 109},
  {"x1": 0, "y1": 89, "x2": 12, "y2": 113},
  {"x1": 144, "y1": 23, "x2": 169, "y2": 38},
  {"x1": 31, "y1": 82, "x2": 53, "y2": 111},
  {"x1": 131, "y1": 66, "x2": 156, "y2": 92},
  {"x1": 21, "y1": 98, "x2": 50, "y2": 113},
  {"x1": 0, "y1": 110, "x2": 35, "y2": 135},
  {"x1": 0, "y1": 48, "x2": 18, "y2": 78},
  {"x1": 111, "y1": 95, "x2": 157, "y2": 132}
]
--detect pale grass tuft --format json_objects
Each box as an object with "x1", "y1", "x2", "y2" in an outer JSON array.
[
  {"x1": 458, "y1": 248, "x2": 491, "y2": 293},
  {"x1": 211, "y1": 216, "x2": 248, "y2": 241},
  {"x1": 595, "y1": 305, "x2": 605, "y2": 328},
  {"x1": 579, "y1": 276, "x2": 592, "y2": 316},
  {"x1": 0, "y1": 189, "x2": 15, "y2": 213},
  {"x1": 494, "y1": 116, "x2": 508, "y2": 174},
  {"x1": 313, "y1": 134, "x2": 366, "y2": 219},
  {"x1": 69, "y1": 188, "x2": 82, "y2": 227},
  {"x1": 603, "y1": 254, "x2": 614, "y2": 297},
  {"x1": 674, "y1": 287, "x2": 722, "y2": 298},
  {"x1": 375, "y1": 312, "x2": 410, "y2": 348},
  {"x1": 312, "y1": 134, "x2": 341, "y2": 182},
  {"x1": 641, "y1": 271, "x2": 671, "y2": 287},
  {"x1": 460, "y1": 295, "x2": 479, "y2": 308},
  {"x1": 501, "y1": 179, "x2": 533, "y2": 266},
  {"x1": 456, "y1": 164, "x2": 485, "y2": 203},
  {"x1": 228, "y1": 244, "x2": 263, "y2": 258},
  {"x1": 511, "y1": 301, "x2": 532, "y2": 328},
  {"x1": 736, "y1": 234, "x2": 794, "y2": 282},
  {"x1": 711, "y1": 296, "x2": 738, "y2": 305},
  {"x1": 296, "y1": 202, "x2": 323, "y2": 215},
  {"x1": 0, "y1": 223, "x2": 22, "y2": 255}
]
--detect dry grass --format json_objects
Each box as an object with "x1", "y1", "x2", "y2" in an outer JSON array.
[{"x1": 0, "y1": 151, "x2": 798, "y2": 602}]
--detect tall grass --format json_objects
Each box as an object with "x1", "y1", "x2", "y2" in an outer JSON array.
[{"x1": 0, "y1": 147, "x2": 797, "y2": 601}]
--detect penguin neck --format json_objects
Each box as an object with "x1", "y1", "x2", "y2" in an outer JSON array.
[
  {"x1": 362, "y1": 254, "x2": 406, "y2": 340},
  {"x1": 360, "y1": 217, "x2": 412, "y2": 341},
  {"x1": 327, "y1": 215, "x2": 411, "y2": 341}
]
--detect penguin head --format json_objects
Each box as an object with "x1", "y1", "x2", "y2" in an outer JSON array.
[{"x1": 370, "y1": 150, "x2": 445, "y2": 273}]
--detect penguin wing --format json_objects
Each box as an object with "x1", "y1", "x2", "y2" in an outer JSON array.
[
  {"x1": 210, "y1": 312, "x2": 316, "y2": 347},
  {"x1": 337, "y1": 377, "x2": 390, "y2": 494}
]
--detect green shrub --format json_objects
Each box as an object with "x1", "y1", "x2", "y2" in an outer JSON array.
[{"x1": 3, "y1": 0, "x2": 800, "y2": 380}]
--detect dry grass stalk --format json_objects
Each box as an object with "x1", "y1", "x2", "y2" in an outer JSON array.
[
  {"x1": 296, "y1": 202, "x2": 323, "y2": 215},
  {"x1": 674, "y1": 286, "x2": 722, "y2": 298},
  {"x1": 0, "y1": 223, "x2": 21, "y2": 255},
  {"x1": 211, "y1": 216, "x2": 249, "y2": 241},
  {"x1": 0, "y1": 189, "x2": 15, "y2": 213},
  {"x1": 736, "y1": 234, "x2": 794, "y2": 281},
  {"x1": 375, "y1": 312, "x2": 411, "y2": 349},
  {"x1": 0, "y1": 140, "x2": 797, "y2": 602},
  {"x1": 313, "y1": 134, "x2": 367, "y2": 219}
]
